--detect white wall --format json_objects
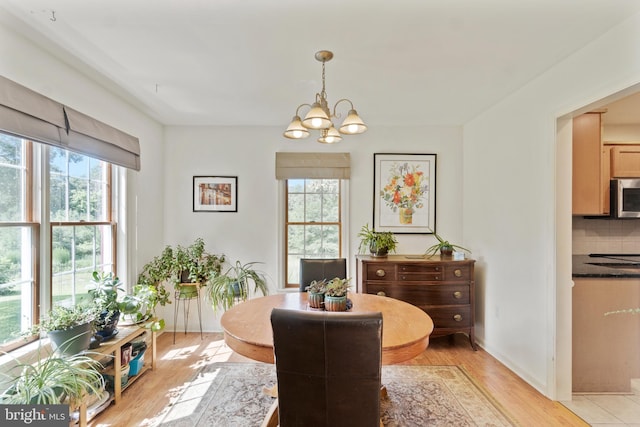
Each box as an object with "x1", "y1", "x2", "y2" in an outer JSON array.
[
  {"x1": 0, "y1": 21, "x2": 165, "y2": 289},
  {"x1": 160, "y1": 125, "x2": 463, "y2": 331},
  {"x1": 463, "y1": 13, "x2": 640, "y2": 399}
]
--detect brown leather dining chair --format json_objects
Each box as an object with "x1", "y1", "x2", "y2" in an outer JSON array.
[
  {"x1": 262, "y1": 308, "x2": 383, "y2": 427},
  {"x1": 299, "y1": 258, "x2": 347, "y2": 291}
]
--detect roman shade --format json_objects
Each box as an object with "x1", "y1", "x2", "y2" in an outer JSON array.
[
  {"x1": 275, "y1": 152, "x2": 350, "y2": 179},
  {"x1": 0, "y1": 75, "x2": 141, "y2": 171}
]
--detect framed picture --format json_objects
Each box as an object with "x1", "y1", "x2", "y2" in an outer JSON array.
[
  {"x1": 193, "y1": 176, "x2": 238, "y2": 212},
  {"x1": 373, "y1": 153, "x2": 436, "y2": 234}
]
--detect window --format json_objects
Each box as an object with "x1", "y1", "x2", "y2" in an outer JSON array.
[
  {"x1": 49, "y1": 147, "x2": 114, "y2": 306},
  {"x1": 0, "y1": 134, "x2": 36, "y2": 349},
  {"x1": 0, "y1": 133, "x2": 116, "y2": 351},
  {"x1": 285, "y1": 179, "x2": 342, "y2": 287}
]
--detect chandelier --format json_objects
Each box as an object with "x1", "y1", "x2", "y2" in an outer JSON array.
[{"x1": 283, "y1": 50, "x2": 367, "y2": 144}]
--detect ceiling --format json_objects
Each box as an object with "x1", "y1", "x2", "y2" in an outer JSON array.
[{"x1": 2, "y1": 0, "x2": 640, "y2": 128}]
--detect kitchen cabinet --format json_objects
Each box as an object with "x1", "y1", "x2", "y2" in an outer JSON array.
[
  {"x1": 356, "y1": 255, "x2": 476, "y2": 350},
  {"x1": 573, "y1": 112, "x2": 608, "y2": 215},
  {"x1": 572, "y1": 278, "x2": 640, "y2": 392},
  {"x1": 610, "y1": 144, "x2": 640, "y2": 177}
]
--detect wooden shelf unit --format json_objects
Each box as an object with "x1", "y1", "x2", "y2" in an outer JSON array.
[{"x1": 77, "y1": 325, "x2": 156, "y2": 427}]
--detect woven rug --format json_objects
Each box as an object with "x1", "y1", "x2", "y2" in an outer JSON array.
[{"x1": 157, "y1": 363, "x2": 516, "y2": 427}]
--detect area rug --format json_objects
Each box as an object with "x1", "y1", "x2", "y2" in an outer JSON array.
[{"x1": 156, "y1": 363, "x2": 516, "y2": 427}]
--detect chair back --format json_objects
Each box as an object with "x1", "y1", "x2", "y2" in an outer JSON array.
[
  {"x1": 270, "y1": 308, "x2": 382, "y2": 427},
  {"x1": 299, "y1": 258, "x2": 347, "y2": 291}
]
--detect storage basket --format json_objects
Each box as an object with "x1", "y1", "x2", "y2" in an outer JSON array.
[{"x1": 129, "y1": 349, "x2": 145, "y2": 376}]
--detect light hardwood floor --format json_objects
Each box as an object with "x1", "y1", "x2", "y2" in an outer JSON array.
[{"x1": 88, "y1": 331, "x2": 588, "y2": 427}]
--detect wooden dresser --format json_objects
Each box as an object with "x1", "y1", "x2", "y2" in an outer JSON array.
[{"x1": 356, "y1": 255, "x2": 476, "y2": 350}]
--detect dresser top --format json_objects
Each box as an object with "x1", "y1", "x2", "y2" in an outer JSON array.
[{"x1": 356, "y1": 254, "x2": 475, "y2": 264}]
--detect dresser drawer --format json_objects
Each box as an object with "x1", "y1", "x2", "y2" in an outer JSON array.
[
  {"x1": 427, "y1": 306, "x2": 472, "y2": 328},
  {"x1": 365, "y1": 283, "x2": 470, "y2": 305},
  {"x1": 442, "y1": 265, "x2": 472, "y2": 281},
  {"x1": 397, "y1": 263, "x2": 442, "y2": 281},
  {"x1": 365, "y1": 264, "x2": 397, "y2": 281}
]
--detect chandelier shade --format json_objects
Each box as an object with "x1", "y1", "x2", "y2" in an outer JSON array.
[
  {"x1": 338, "y1": 109, "x2": 367, "y2": 135},
  {"x1": 301, "y1": 102, "x2": 332, "y2": 130},
  {"x1": 318, "y1": 126, "x2": 342, "y2": 144},
  {"x1": 283, "y1": 115, "x2": 310, "y2": 139},
  {"x1": 284, "y1": 50, "x2": 367, "y2": 143}
]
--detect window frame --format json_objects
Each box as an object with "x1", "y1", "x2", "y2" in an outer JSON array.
[
  {"x1": 283, "y1": 178, "x2": 348, "y2": 289},
  {"x1": 0, "y1": 136, "x2": 118, "y2": 352}
]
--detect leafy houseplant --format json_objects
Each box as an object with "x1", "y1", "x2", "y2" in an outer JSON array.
[
  {"x1": 358, "y1": 223, "x2": 398, "y2": 257},
  {"x1": 205, "y1": 260, "x2": 268, "y2": 313},
  {"x1": 119, "y1": 284, "x2": 166, "y2": 332},
  {"x1": 305, "y1": 279, "x2": 327, "y2": 309},
  {"x1": 425, "y1": 228, "x2": 470, "y2": 256},
  {"x1": 28, "y1": 305, "x2": 98, "y2": 355},
  {"x1": 0, "y1": 343, "x2": 104, "y2": 407},
  {"x1": 86, "y1": 271, "x2": 123, "y2": 339},
  {"x1": 324, "y1": 277, "x2": 351, "y2": 311},
  {"x1": 136, "y1": 238, "x2": 224, "y2": 304}
]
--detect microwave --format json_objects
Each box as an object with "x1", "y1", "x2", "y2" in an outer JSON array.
[{"x1": 611, "y1": 179, "x2": 640, "y2": 218}]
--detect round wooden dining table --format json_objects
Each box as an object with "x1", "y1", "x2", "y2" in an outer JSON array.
[{"x1": 220, "y1": 292, "x2": 434, "y2": 365}]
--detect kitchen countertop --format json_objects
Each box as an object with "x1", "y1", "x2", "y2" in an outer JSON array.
[{"x1": 573, "y1": 254, "x2": 640, "y2": 278}]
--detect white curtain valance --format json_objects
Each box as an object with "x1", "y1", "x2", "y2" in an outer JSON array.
[
  {"x1": 0, "y1": 75, "x2": 141, "y2": 171},
  {"x1": 275, "y1": 152, "x2": 351, "y2": 179}
]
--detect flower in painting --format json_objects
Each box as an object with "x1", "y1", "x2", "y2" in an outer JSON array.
[{"x1": 380, "y1": 162, "x2": 428, "y2": 212}]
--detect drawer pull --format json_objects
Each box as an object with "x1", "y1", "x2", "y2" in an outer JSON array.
[
  {"x1": 375, "y1": 269, "x2": 386, "y2": 277},
  {"x1": 400, "y1": 275, "x2": 406, "y2": 280},
  {"x1": 377, "y1": 291, "x2": 386, "y2": 297},
  {"x1": 453, "y1": 291, "x2": 462, "y2": 299},
  {"x1": 454, "y1": 269, "x2": 462, "y2": 277},
  {"x1": 453, "y1": 314, "x2": 463, "y2": 322}
]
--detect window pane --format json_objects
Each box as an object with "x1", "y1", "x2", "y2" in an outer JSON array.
[
  {"x1": 305, "y1": 194, "x2": 322, "y2": 222},
  {"x1": 0, "y1": 134, "x2": 25, "y2": 222},
  {"x1": 287, "y1": 225, "x2": 304, "y2": 254},
  {"x1": 52, "y1": 224, "x2": 113, "y2": 304},
  {"x1": 0, "y1": 226, "x2": 34, "y2": 345},
  {"x1": 50, "y1": 147, "x2": 109, "y2": 222},
  {"x1": 288, "y1": 194, "x2": 304, "y2": 222},
  {"x1": 322, "y1": 194, "x2": 339, "y2": 222}
]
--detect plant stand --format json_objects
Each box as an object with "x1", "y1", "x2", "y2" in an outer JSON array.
[{"x1": 173, "y1": 283, "x2": 203, "y2": 344}]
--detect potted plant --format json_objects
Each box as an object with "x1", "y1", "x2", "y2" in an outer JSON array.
[
  {"x1": 305, "y1": 279, "x2": 327, "y2": 309},
  {"x1": 425, "y1": 228, "x2": 471, "y2": 256},
  {"x1": 205, "y1": 260, "x2": 269, "y2": 313},
  {"x1": 358, "y1": 223, "x2": 398, "y2": 257},
  {"x1": 86, "y1": 271, "x2": 123, "y2": 340},
  {"x1": 118, "y1": 283, "x2": 166, "y2": 332},
  {"x1": 136, "y1": 238, "x2": 224, "y2": 303},
  {"x1": 324, "y1": 277, "x2": 351, "y2": 311},
  {"x1": 173, "y1": 238, "x2": 225, "y2": 298},
  {"x1": 0, "y1": 343, "x2": 105, "y2": 408},
  {"x1": 27, "y1": 305, "x2": 98, "y2": 355}
]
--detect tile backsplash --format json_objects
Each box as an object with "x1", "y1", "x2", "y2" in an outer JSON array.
[{"x1": 573, "y1": 216, "x2": 640, "y2": 254}]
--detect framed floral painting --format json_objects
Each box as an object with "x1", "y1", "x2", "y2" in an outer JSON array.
[{"x1": 373, "y1": 153, "x2": 436, "y2": 234}]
